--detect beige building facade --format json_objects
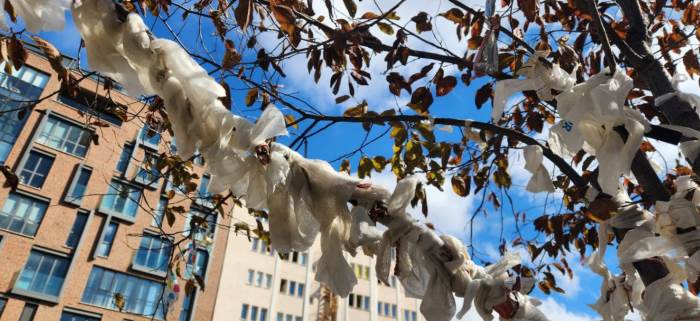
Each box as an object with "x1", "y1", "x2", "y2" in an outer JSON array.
[{"x1": 213, "y1": 208, "x2": 423, "y2": 321}]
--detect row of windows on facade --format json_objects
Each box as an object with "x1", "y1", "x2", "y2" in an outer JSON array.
[
  {"x1": 351, "y1": 263, "x2": 397, "y2": 288},
  {"x1": 0, "y1": 189, "x2": 216, "y2": 251},
  {"x1": 3, "y1": 251, "x2": 204, "y2": 321},
  {"x1": 0, "y1": 60, "x2": 204, "y2": 170},
  {"x1": 279, "y1": 279, "x2": 305, "y2": 297},
  {"x1": 378, "y1": 302, "x2": 399, "y2": 319},
  {"x1": 0, "y1": 62, "x2": 217, "y2": 321},
  {"x1": 13, "y1": 114, "x2": 212, "y2": 218},
  {"x1": 0, "y1": 196, "x2": 210, "y2": 321},
  {"x1": 239, "y1": 304, "x2": 303, "y2": 321},
  {"x1": 240, "y1": 304, "x2": 268, "y2": 321},
  {"x1": 247, "y1": 269, "x2": 273, "y2": 289},
  {"x1": 0, "y1": 299, "x2": 123, "y2": 321},
  {"x1": 250, "y1": 237, "x2": 309, "y2": 266},
  {"x1": 346, "y1": 293, "x2": 407, "y2": 319}
]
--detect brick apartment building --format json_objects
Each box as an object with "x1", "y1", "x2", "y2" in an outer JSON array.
[{"x1": 0, "y1": 46, "x2": 232, "y2": 321}]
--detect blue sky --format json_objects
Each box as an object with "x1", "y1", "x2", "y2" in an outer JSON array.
[{"x1": 32, "y1": 1, "x2": 700, "y2": 320}]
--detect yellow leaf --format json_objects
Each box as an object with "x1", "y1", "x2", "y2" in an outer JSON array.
[
  {"x1": 245, "y1": 87, "x2": 258, "y2": 106},
  {"x1": 377, "y1": 22, "x2": 394, "y2": 35},
  {"x1": 360, "y1": 12, "x2": 379, "y2": 19},
  {"x1": 284, "y1": 114, "x2": 298, "y2": 129}
]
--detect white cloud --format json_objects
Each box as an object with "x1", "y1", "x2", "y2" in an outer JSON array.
[
  {"x1": 537, "y1": 297, "x2": 597, "y2": 321},
  {"x1": 256, "y1": 0, "x2": 489, "y2": 113},
  {"x1": 368, "y1": 170, "x2": 480, "y2": 237}
]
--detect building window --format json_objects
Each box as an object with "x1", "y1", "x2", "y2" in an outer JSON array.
[
  {"x1": 18, "y1": 303, "x2": 38, "y2": 321},
  {"x1": 66, "y1": 211, "x2": 89, "y2": 248},
  {"x1": 251, "y1": 306, "x2": 258, "y2": 321},
  {"x1": 300, "y1": 253, "x2": 308, "y2": 266},
  {"x1": 279, "y1": 279, "x2": 287, "y2": 293},
  {"x1": 297, "y1": 283, "x2": 304, "y2": 297},
  {"x1": 65, "y1": 165, "x2": 92, "y2": 205},
  {"x1": 81, "y1": 266, "x2": 165, "y2": 319},
  {"x1": 1, "y1": 62, "x2": 50, "y2": 92},
  {"x1": 116, "y1": 143, "x2": 134, "y2": 173},
  {"x1": 152, "y1": 198, "x2": 167, "y2": 228},
  {"x1": 251, "y1": 238, "x2": 259, "y2": 251},
  {"x1": 96, "y1": 222, "x2": 118, "y2": 257},
  {"x1": 0, "y1": 192, "x2": 47, "y2": 236},
  {"x1": 196, "y1": 175, "x2": 212, "y2": 207},
  {"x1": 135, "y1": 152, "x2": 160, "y2": 187},
  {"x1": 193, "y1": 152, "x2": 204, "y2": 166},
  {"x1": 403, "y1": 310, "x2": 417, "y2": 321},
  {"x1": 0, "y1": 65, "x2": 49, "y2": 163},
  {"x1": 288, "y1": 281, "x2": 296, "y2": 296},
  {"x1": 184, "y1": 209, "x2": 215, "y2": 242},
  {"x1": 36, "y1": 115, "x2": 91, "y2": 157},
  {"x1": 0, "y1": 102, "x2": 28, "y2": 163},
  {"x1": 57, "y1": 91, "x2": 125, "y2": 127},
  {"x1": 0, "y1": 297, "x2": 6, "y2": 317},
  {"x1": 242, "y1": 307, "x2": 267, "y2": 321},
  {"x1": 60, "y1": 311, "x2": 101, "y2": 321},
  {"x1": 164, "y1": 174, "x2": 186, "y2": 195},
  {"x1": 15, "y1": 250, "x2": 69, "y2": 300},
  {"x1": 133, "y1": 234, "x2": 171, "y2": 275},
  {"x1": 179, "y1": 292, "x2": 195, "y2": 321},
  {"x1": 139, "y1": 126, "x2": 161, "y2": 150},
  {"x1": 185, "y1": 249, "x2": 208, "y2": 280},
  {"x1": 19, "y1": 150, "x2": 54, "y2": 188},
  {"x1": 247, "y1": 269, "x2": 254, "y2": 284},
  {"x1": 99, "y1": 180, "x2": 142, "y2": 219}
]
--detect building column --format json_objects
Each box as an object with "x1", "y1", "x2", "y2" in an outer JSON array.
[
  {"x1": 268, "y1": 253, "x2": 282, "y2": 321},
  {"x1": 369, "y1": 256, "x2": 378, "y2": 321},
  {"x1": 302, "y1": 251, "x2": 313, "y2": 321}
]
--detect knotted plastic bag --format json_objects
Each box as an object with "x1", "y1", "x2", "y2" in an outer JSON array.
[{"x1": 523, "y1": 145, "x2": 555, "y2": 193}]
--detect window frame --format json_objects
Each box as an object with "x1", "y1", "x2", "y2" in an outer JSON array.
[
  {"x1": 184, "y1": 207, "x2": 217, "y2": 244},
  {"x1": 132, "y1": 231, "x2": 172, "y2": 278},
  {"x1": 80, "y1": 266, "x2": 166, "y2": 319},
  {"x1": 138, "y1": 125, "x2": 161, "y2": 151},
  {"x1": 0, "y1": 296, "x2": 7, "y2": 318},
  {"x1": 60, "y1": 308, "x2": 102, "y2": 321},
  {"x1": 17, "y1": 148, "x2": 55, "y2": 189},
  {"x1": 18, "y1": 303, "x2": 38, "y2": 321},
  {"x1": 12, "y1": 247, "x2": 71, "y2": 303},
  {"x1": 134, "y1": 150, "x2": 161, "y2": 189},
  {"x1": 64, "y1": 164, "x2": 93, "y2": 206},
  {"x1": 115, "y1": 142, "x2": 135, "y2": 175},
  {"x1": 65, "y1": 210, "x2": 89, "y2": 248},
  {"x1": 98, "y1": 179, "x2": 143, "y2": 222},
  {"x1": 34, "y1": 111, "x2": 92, "y2": 158},
  {"x1": 179, "y1": 291, "x2": 196, "y2": 321},
  {"x1": 195, "y1": 174, "x2": 213, "y2": 208},
  {"x1": 95, "y1": 220, "x2": 118, "y2": 258},
  {"x1": 151, "y1": 197, "x2": 168, "y2": 228},
  {"x1": 0, "y1": 190, "x2": 49, "y2": 237}
]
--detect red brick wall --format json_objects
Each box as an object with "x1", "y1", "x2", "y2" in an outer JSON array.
[{"x1": 0, "y1": 51, "x2": 231, "y2": 321}]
